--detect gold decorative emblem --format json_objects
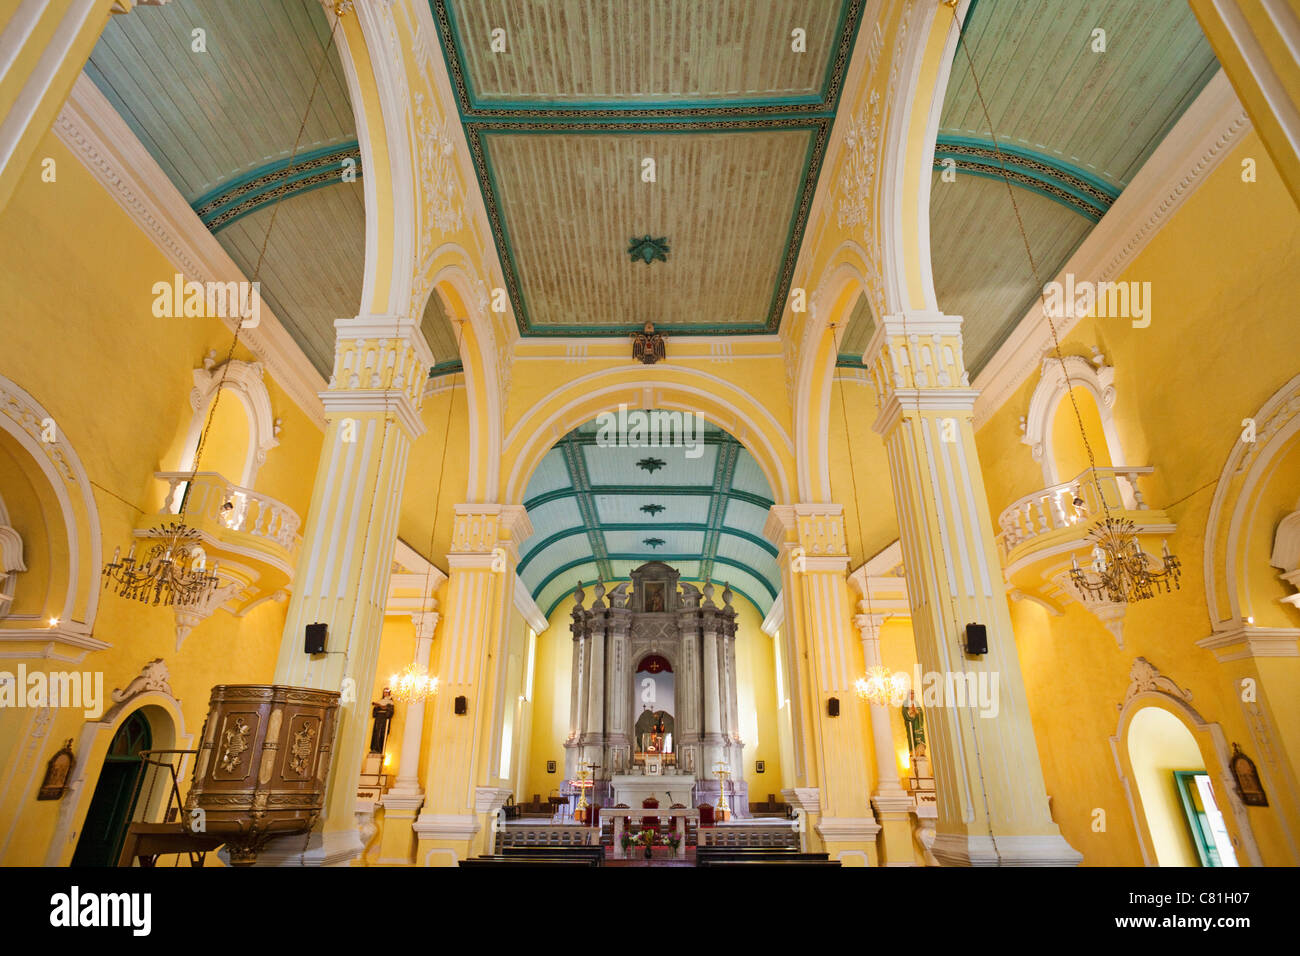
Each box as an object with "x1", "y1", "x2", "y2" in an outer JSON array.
[
  {"x1": 219, "y1": 717, "x2": 250, "y2": 772},
  {"x1": 289, "y1": 721, "x2": 316, "y2": 775}
]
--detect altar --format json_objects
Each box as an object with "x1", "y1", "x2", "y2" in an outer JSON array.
[
  {"x1": 610, "y1": 772, "x2": 696, "y2": 809},
  {"x1": 563, "y1": 561, "x2": 749, "y2": 816}
]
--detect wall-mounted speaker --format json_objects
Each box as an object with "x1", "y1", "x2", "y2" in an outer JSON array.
[
  {"x1": 827, "y1": 696, "x2": 840, "y2": 717},
  {"x1": 964, "y1": 623, "x2": 988, "y2": 656},
  {"x1": 454, "y1": 695, "x2": 468, "y2": 715},
  {"x1": 305, "y1": 623, "x2": 327, "y2": 654}
]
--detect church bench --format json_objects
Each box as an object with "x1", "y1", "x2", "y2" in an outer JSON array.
[
  {"x1": 502, "y1": 845, "x2": 605, "y2": 865},
  {"x1": 695, "y1": 848, "x2": 829, "y2": 861},
  {"x1": 459, "y1": 855, "x2": 599, "y2": 868},
  {"x1": 698, "y1": 859, "x2": 842, "y2": 867}
]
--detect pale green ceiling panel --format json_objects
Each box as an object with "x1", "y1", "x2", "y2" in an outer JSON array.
[
  {"x1": 729, "y1": 453, "x2": 775, "y2": 499},
  {"x1": 485, "y1": 129, "x2": 811, "y2": 331},
  {"x1": 929, "y1": 171, "x2": 1092, "y2": 376},
  {"x1": 710, "y1": 567, "x2": 775, "y2": 609},
  {"x1": 838, "y1": 291, "x2": 876, "y2": 359},
  {"x1": 538, "y1": 565, "x2": 601, "y2": 617},
  {"x1": 86, "y1": 0, "x2": 356, "y2": 201},
  {"x1": 523, "y1": 449, "x2": 572, "y2": 499},
  {"x1": 444, "y1": 0, "x2": 845, "y2": 104},
  {"x1": 593, "y1": 494, "x2": 712, "y2": 525},
  {"x1": 724, "y1": 498, "x2": 774, "y2": 531},
  {"x1": 521, "y1": 498, "x2": 584, "y2": 541},
  {"x1": 942, "y1": 0, "x2": 1217, "y2": 188},
  {"x1": 421, "y1": 289, "x2": 462, "y2": 367},
  {"x1": 581, "y1": 441, "x2": 719, "y2": 486},
  {"x1": 603, "y1": 529, "x2": 706, "y2": 556},
  {"x1": 215, "y1": 182, "x2": 365, "y2": 377}
]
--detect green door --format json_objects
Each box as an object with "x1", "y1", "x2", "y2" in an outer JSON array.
[{"x1": 70, "y1": 711, "x2": 151, "y2": 867}]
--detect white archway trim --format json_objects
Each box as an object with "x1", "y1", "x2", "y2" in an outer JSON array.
[
  {"x1": 0, "y1": 373, "x2": 103, "y2": 647},
  {"x1": 797, "y1": 248, "x2": 872, "y2": 502},
  {"x1": 429, "y1": 248, "x2": 502, "y2": 503},
  {"x1": 182, "y1": 352, "x2": 280, "y2": 487},
  {"x1": 1204, "y1": 373, "x2": 1300, "y2": 627},
  {"x1": 1020, "y1": 351, "x2": 1121, "y2": 488},
  {"x1": 43, "y1": 658, "x2": 192, "y2": 866},
  {"x1": 503, "y1": 370, "x2": 795, "y2": 506},
  {"x1": 1109, "y1": 657, "x2": 1263, "y2": 868}
]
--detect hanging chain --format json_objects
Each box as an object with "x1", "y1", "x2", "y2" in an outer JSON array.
[
  {"x1": 947, "y1": 3, "x2": 1109, "y2": 523},
  {"x1": 181, "y1": 11, "x2": 344, "y2": 523}
]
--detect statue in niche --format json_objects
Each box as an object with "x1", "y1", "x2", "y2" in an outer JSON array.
[
  {"x1": 902, "y1": 690, "x2": 926, "y2": 758},
  {"x1": 369, "y1": 688, "x2": 395, "y2": 754}
]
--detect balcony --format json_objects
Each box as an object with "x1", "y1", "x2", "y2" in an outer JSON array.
[
  {"x1": 134, "y1": 473, "x2": 302, "y2": 643},
  {"x1": 995, "y1": 467, "x2": 1175, "y2": 644}
]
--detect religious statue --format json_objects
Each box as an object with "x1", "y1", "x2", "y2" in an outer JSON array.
[
  {"x1": 370, "y1": 688, "x2": 395, "y2": 754},
  {"x1": 902, "y1": 690, "x2": 926, "y2": 758}
]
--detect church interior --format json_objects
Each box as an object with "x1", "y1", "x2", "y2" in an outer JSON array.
[{"x1": 1, "y1": 0, "x2": 1299, "y2": 877}]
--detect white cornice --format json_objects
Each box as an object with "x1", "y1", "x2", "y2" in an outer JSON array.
[
  {"x1": 513, "y1": 573, "x2": 547, "y2": 633},
  {"x1": 972, "y1": 70, "x2": 1251, "y2": 427},
  {"x1": 761, "y1": 591, "x2": 784, "y2": 636},
  {"x1": 52, "y1": 74, "x2": 328, "y2": 429}
]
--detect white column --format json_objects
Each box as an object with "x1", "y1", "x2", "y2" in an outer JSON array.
[
  {"x1": 701, "y1": 623, "x2": 722, "y2": 775},
  {"x1": 389, "y1": 610, "x2": 439, "y2": 797},
  {"x1": 855, "y1": 612, "x2": 911, "y2": 807}
]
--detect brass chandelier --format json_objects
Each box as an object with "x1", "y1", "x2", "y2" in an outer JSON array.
[
  {"x1": 102, "y1": 521, "x2": 221, "y2": 607},
  {"x1": 855, "y1": 666, "x2": 907, "y2": 706},
  {"x1": 389, "y1": 662, "x2": 439, "y2": 704},
  {"x1": 1069, "y1": 517, "x2": 1181, "y2": 604}
]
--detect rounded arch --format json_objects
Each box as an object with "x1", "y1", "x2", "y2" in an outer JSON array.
[
  {"x1": 797, "y1": 243, "x2": 874, "y2": 503},
  {"x1": 1204, "y1": 373, "x2": 1300, "y2": 628},
  {"x1": 45, "y1": 687, "x2": 192, "y2": 866},
  {"x1": 1022, "y1": 354, "x2": 1125, "y2": 489},
  {"x1": 425, "y1": 245, "x2": 502, "y2": 504},
  {"x1": 1112, "y1": 692, "x2": 1262, "y2": 867},
  {"x1": 0, "y1": 373, "x2": 101, "y2": 634},
  {"x1": 502, "y1": 366, "x2": 795, "y2": 507},
  {"x1": 179, "y1": 356, "x2": 279, "y2": 487}
]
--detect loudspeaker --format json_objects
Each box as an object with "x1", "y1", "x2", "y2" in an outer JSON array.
[
  {"x1": 964, "y1": 622, "x2": 988, "y2": 656},
  {"x1": 304, "y1": 623, "x2": 327, "y2": 654},
  {"x1": 827, "y1": 696, "x2": 840, "y2": 717},
  {"x1": 454, "y1": 695, "x2": 468, "y2": 715}
]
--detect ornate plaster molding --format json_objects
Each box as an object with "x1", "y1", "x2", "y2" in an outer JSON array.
[{"x1": 1118, "y1": 657, "x2": 1192, "y2": 710}]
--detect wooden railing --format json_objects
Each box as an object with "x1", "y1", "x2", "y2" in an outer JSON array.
[
  {"x1": 156, "y1": 472, "x2": 301, "y2": 551},
  {"x1": 996, "y1": 466, "x2": 1155, "y2": 559}
]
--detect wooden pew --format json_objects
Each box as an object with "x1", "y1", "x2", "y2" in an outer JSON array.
[{"x1": 502, "y1": 845, "x2": 605, "y2": 866}]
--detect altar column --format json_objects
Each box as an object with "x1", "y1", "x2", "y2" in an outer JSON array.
[
  {"x1": 581, "y1": 587, "x2": 607, "y2": 778},
  {"x1": 853, "y1": 610, "x2": 916, "y2": 865},
  {"x1": 377, "y1": 608, "x2": 438, "y2": 865},
  {"x1": 863, "y1": 311, "x2": 1081, "y2": 866},
  {"x1": 765, "y1": 504, "x2": 880, "y2": 865},
  {"x1": 414, "y1": 505, "x2": 533, "y2": 865},
  {"x1": 700, "y1": 614, "x2": 724, "y2": 777},
  {"x1": 263, "y1": 316, "x2": 431, "y2": 866}
]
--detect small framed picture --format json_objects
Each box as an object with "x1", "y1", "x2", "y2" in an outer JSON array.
[
  {"x1": 546, "y1": 760, "x2": 557, "y2": 774},
  {"x1": 755, "y1": 760, "x2": 765, "y2": 774}
]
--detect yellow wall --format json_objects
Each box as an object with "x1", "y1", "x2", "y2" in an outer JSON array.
[
  {"x1": 973, "y1": 130, "x2": 1300, "y2": 865},
  {"x1": 0, "y1": 130, "x2": 323, "y2": 865}
]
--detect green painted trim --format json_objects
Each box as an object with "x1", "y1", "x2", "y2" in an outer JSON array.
[
  {"x1": 835, "y1": 352, "x2": 867, "y2": 368},
  {"x1": 523, "y1": 485, "x2": 775, "y2": 512},
  {"x1": 192, "y1": 142, "x2": 363, "y2": 231},
  {"x1": 1173, "y1": 770, "x2": 1220, "y2": 867},
  {"x1": 518, "y1": 523, "x2": 778, "y2": 575},
  {"x1": 428, "y1": 360, "x2": 464, "y2": 379},
  {"x1": 534, "y1": 555, "x2": 776, "y2": 612},
  {"x1": 433, "y1": 0, "x2": 864, "y2": 118},
  {"x1": 933, "y1": 135, "x2": 1120, "y2": 222}
]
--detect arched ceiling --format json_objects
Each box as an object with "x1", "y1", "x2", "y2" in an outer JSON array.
[
  {"x1": 84, "y1": 0, "x2": 459, "y2": 376},
  {"x1": 431, "y1": 0, "x2": 866, "y2": 337},
  {"x1": 519, "y1": 416, "x2": 779, "y2": 618},
  {"x1": 931, "y1": 0, "x2": 1220, "y2": 375}
]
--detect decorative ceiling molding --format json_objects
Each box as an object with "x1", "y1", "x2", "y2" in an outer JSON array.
[
  {"x1": 193, "y1": 142, "x2": 363, "y2": 232},
  {"x1": 53, "y1": 73, "x2": 328, "y2": 428},
  {"x1": 430, "y1": 0, "x2": 868, "y2": 338},
  {"x1": 933, "y1": 135, "x2": 1119, "y2": 222},
  {"x1": 972, "y1": 70, "x2": 1250, "y2": 427}
]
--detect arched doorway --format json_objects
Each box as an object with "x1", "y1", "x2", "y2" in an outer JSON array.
[
  {"x1": 634, "y1": 654, "x2": 675, "y2": 756},
  {"x1": 1126, "y1": 706, "x2": 1237, "y2": 867},
  {"x1": 70, "y1": 710, "x2": 151, "y2": 867}
]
